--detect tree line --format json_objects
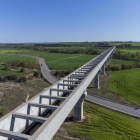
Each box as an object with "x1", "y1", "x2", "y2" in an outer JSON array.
[{"x1": 113, "y1": 50, "x2": 140, "y2": 61}]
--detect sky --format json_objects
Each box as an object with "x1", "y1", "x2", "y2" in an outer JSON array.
[{"x1": 0, "y1": 0, "x2": 140, "y2": 43}]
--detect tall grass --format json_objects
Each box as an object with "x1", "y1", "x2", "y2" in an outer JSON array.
[
  {"x1": 108, "y1": 69, "x2": 140, "y2": 105},
  {"x1": 64, "y1": 102, "x2": 140, "y2": 140}
]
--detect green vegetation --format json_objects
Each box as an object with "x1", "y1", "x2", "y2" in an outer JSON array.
[
  {"x1": 34, "y1": 71, "x2": 40, "y2": 77},
  {"x1": 111, "y1": 59, "x2": 135, "y2": 65},
  {"x1": 117, "y1": 48, "x2": 140, "y2": 53},
  {"x1": 0, "y1": 49, "x2": 30, "y2": 53},
  {"x1": 0, "y1": 65, "x2": 27, "y2": 77},
  {"x1": 108, "y1": 68, "x2": 140, "y2": 106},
  {"x1": 64, "y1": 102, "x2": 140, "y2": 140},
  {"x1": 108, "y1": 42, "x2": 140, "y2": 47},
  {"x1": 0, "y1": 54, "x2": 37, "y2": 64},
  {"x1": 48, "y1": 55, "x2": 97, "y2": 70}
]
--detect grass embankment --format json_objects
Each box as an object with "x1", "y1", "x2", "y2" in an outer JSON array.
[
  {"x1": 62, "y1": 102, "x2": 140, "y2": 140},
  {"x1": 108, "y1": 68, "x2": 140, "y2": 106}
]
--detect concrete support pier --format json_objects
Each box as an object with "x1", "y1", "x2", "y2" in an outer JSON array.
[
  {"x1": 102, "y1": 63, "x2": 105, "y2": 74},
  {"x1": 94, "y1": 71, "x2": 100, "y2": 88},
  {"x1": 74, "y1": 91, "x2": 87, "y2": 120}
]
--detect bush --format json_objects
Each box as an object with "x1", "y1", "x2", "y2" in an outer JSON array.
[
  {"x1": 18, "y1": 77, "x2": 27, "y2": 83},
  {"x1": 121, "y1": 64, "x2": 127, "y2": 70},
  {"x1": 0, "y1": 77, "x2": 6, "y2": 82},
  {"x1": 111, "y1": 65, "x2": 120, "y2": 71},
  {"x1": 20, "y1": 68, "x2": 25, "y2": 72},
  {"x1": 4, "y1": 65, "x2": 10, "y2": 71},
  {"x1": 4, "y1": 75, "x2": 19, "y2": 81},
  {"x1": 0, "y1": 107, "x2": 9, "y2": 117},
  {"x1": 34, "y1": 71, "x2": 40, "y2": 77}
]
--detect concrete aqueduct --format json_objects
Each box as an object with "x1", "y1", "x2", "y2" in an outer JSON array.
[{"x1": 0, "y1": 46, "x2": 115, "y2": 140}]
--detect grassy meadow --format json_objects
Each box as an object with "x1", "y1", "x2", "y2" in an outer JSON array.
[
  {"x1": 0, "y1": 54, "x2": 37, "y2": 63},
  {"x1": 64, "y1": 101, "x2": 140, "y2": 140},
  {"x1": 111, "y1": 59, "x2": 135, "y2": 65},
  {"x1": 0, "y1": 49, "x2": 136, "y2": 70},
  {"x1": 108, "y1": 42, "x2": 140, "y2": 46},
  {"x1": 117, "y1": 48, "x2": 140, "y2": 53},
  {"x1": 0, "y1": 65, "x2": 27, "y2": 77},
  {"x1": 108, "y1": 68, "x2": 140, "y2": 106}
]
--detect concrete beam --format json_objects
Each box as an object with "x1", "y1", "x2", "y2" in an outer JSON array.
[
  {"x1": 0, "y1": 129, "x2": 30, "y2": 140},
  {"x1": 12, "y1": 113, "x2": 47, "y2": 123},
  {"x1": 75, "y1": 71, "x2": 89, "y2": 74},
  {"x1": 28, "y1": 103, "x2": 58, "y2": 110},
  {"x1": 40, "y1": 95, "x2": 66, "y2": 101},
  {"x1": 81, "y1": 67, "x2": 92, "y2": 70},
  {"x1": 71, "y1": 74, "x2": 87, "y2": 77},
  {"x1": 68, "y1": 77, "x2": 85, "y2": 80},
  {"x1": 50, "y1": 88, "x2": 73, "y2": 93},
  {"x1": 63, "y1": 80, "x2": 82, "y2": 84},
  {"x1": 58, "y1": 83, "x2": 78, "y2": 87}
]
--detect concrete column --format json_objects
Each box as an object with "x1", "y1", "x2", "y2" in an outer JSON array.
[
  {"x1": 102, "y1": 63, "x2": 105, "y2": 74},
  {"x1": 94, "y1": 71, "x2": 100, "y2": 88},
  {"x1": 74, "y1": 91, "x2": 87, "y2": 121}
]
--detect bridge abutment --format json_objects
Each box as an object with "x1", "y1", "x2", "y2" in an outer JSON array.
[{"x1": 74, "y1": 91, "x2": 87, "y2": 121}]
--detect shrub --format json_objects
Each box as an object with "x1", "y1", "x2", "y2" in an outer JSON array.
[
  {"x1": 0, "y1": 77, "x2": 6, "y2": 82},
  {"x1": 18, "y1": 77, "x2": 27, "y2": 83},
  {"x1": 4, "y1": 65, "x2": 10, "y2": 71},
  {"x1": 4, "y1": 75, "x2": 19, "y2": 81},
  {"x1": 121, "y1": 64, "x2": 127, "y2": 70},
  {"x1": 20, "y1": 68, "x2": 25, "y2": 72},
  {"x1": 0, "y1": 107, "x2": 9, "y2": 117},
  {"x1": 34, "y1": 71, "x2": 40, "y2": 77},
  {"x1": 111, "y1": 65, "x2": 120, "y2": 71}
]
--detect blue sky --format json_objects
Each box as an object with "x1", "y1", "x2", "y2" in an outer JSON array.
[{"x1": 0, "y1": 0, "x2": 140, "y2": 43}]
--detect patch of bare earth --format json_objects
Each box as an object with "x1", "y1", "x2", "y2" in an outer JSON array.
[{"x1": 0, "y1": 79, "x2": 50, "y2": 112}]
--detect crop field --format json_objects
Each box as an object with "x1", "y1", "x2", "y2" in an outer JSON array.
[
  {"x1": 64, "y1": 102, "x2": 140, "y2": 140},
  {"x1": 108, "y1": 42, "x2": 140, "y2": 46},
  {"x1": 48, "y1": 54, "x2": 97, "y2": 70},
  {"x1": 117, "y1": 48, "x2": 140, "y2": 53},
  {"x1": 111, "y1": 59, "x2": 135, "y2": 65},
  {"x1": 0, "y1": 49, "x2": 135, "y2": 70},
  {"x1": 0, "y1": 49, "x2": 30, "y2": 53},
  {"x1": 108, "y1": 68, "x2": 140, "y2": 105},
  {"x1": 0, "y1": 65, "x2": 27, "y2": 77},
  {"x1": 0, "y1": 54, "x2": 37, "y2": 63}
]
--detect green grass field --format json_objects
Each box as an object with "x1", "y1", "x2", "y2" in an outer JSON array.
[
  {"x1": 64, "y1": 101, "x2": 140, "y2": 140},
  {"x1": 0, "y1": 65, "x2": 27, "y2": 77},
  {"x1": 108, "y1": 42, "x2": 140, "y2": 46},
  {"x1": 0, "y1": 54, "x2": 37, "y2": 63},
  {"x1": 117, "y1": 48, "x2": 140, "y2": 53},
  {"x1": 0, "y1": 49, "x2": 136, "y2": 70},
  {"x1": 111, "y1": 59, "x2": 135, "y2": 65},
  {"x1": 108, "y1": 68, "x2": 140, "y2": 106},
  {"x1": 0, "y1": 49, "x2": 30, "y2": 53},
  {"x1": 48, "y1": 55, "x2": 97, "y2": 70}
]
